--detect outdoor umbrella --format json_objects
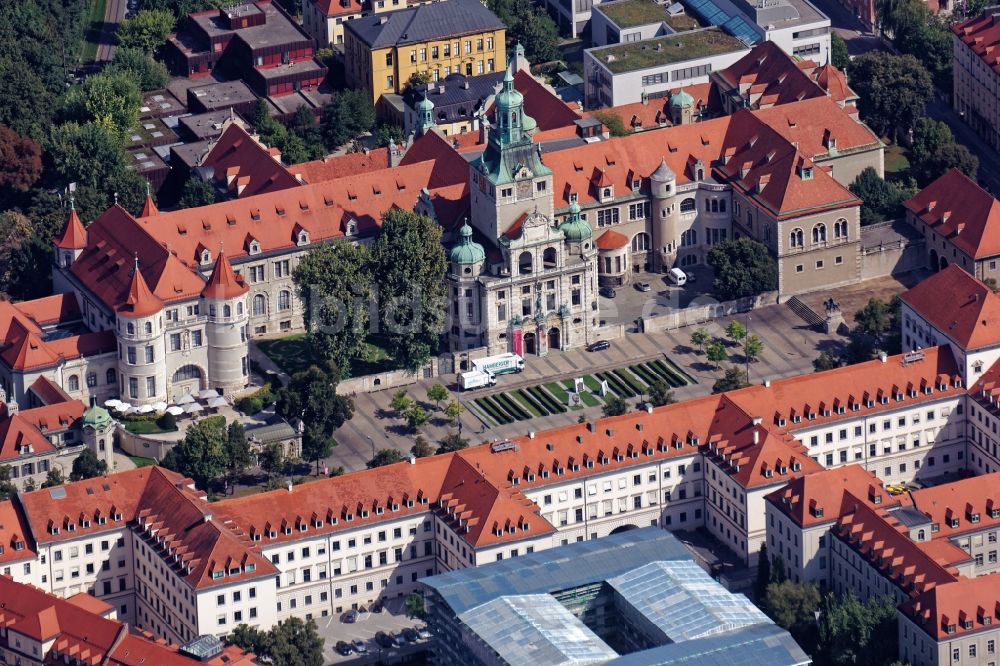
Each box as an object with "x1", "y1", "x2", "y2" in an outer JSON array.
[
  {"x1": 208, "y1": 396, "x2": 228, "y2": 409},
  {"x1": 176, "y1": 393, "x2": 195, "y2": 405},
  {"x1": 184, "y1": 402, "x2": 204, "y2": 414},
  {"x1": 199, "y1": 388, "x2": 220, "y2": 400},
  {"x1": 103, "y1": 399, "x2": 121, "y2": 409},
  {"x1": 151, "y1": 401, "x2": 168, "y2": 412},
  {"x1": 137, "y1": 404, "x2": 155, "y2": 414},
  {"x1": 166, "y1": 406, "x2": 184, "y2": 416}
]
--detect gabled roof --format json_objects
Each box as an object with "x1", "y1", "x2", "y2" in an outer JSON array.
[
  {"x1": 0, "y1": 499, "x2": 35, "y2": 564},
  {"x1": 811, "y1": 63, "x2": 856, "y2": 104},
  {"x1": 201, "y1": 251, "x2": 249, "y2": 300},
  {"x1": 900, "y1": 265, "x2": 1000, "y2": 349},
  {"x1": 910, "y1": 472, "x2": 1000, "y2": 540},
  {"x1": 200, "y1": 123, "x2": 302, "y2": 198},
  {"x1": 295, "y1": 148, "x2": 390, "y2": 183},
  {"x1": 953, "y1": 11, "x2": 1000, "y2": 76},
  {"x1": 344, "y1": 0, "x2": 505, "y2": 48},
  {"x1": 12, "y1": 294, "x2": 81, "y2": 328},
  {"x1": 310, "y1": 0, "x2": 364, "y2": 17},
  {"x1": 903, "y1": 573, "x2": 1000, "y2": 640},
  {"x1": 712, "y1": 41, "x2": 825, "y2": 109},
  {"x1": 903, "y1": 168, "x2": 1000, "y2": 259},
  {"x1": 766, "y1": 465, "x2": 893, "y2": 528},
  {"x1": 54, "y1": 206, "x2": 87, "y2": 250}
]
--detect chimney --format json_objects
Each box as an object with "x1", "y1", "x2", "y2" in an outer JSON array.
[
  {"x1": 203, "y1": 513, "x2": 213, "y2": 523},
  {"x1": 409, "y1": 456, "x2": 416, "y2": 465},
  {"x1": 287, "y1": 480, "x2": 293, "y2": 492},
  {"x1": 764, "y1": 379, "x2": 771, "y2": 387},
  {"x1": 879, "y1": 351, "x2": 888, "y2": 363},
  {"x1": 752, "y1": 416, "x2": 763, "y2": 444},
  {"x1": 528, "y1": 431, "x2": 536, "y2": 439}
]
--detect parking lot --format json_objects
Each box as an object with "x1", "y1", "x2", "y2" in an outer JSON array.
[
  {"x1": 317, "y1": 597, "x2": 429, "y2": 664},
  {"x1": 598, "y1": 265, "x2": 716, "y2": 331}
]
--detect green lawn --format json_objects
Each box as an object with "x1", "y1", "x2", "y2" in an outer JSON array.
[
  {"x1": 123, "y1": 420, "x2": 175, "y2": 435},
  {"x1": 257, "y1": 334, "x2": 395, "y2": 377},
  {"x1": 81, "y1": 0, "x2": 108, "y2": 64},
  {"x1": 128, "y1": 455, "x2": 158, "y2": 468},
  {"x1": 884, "y1": 144, "x2": 911, "y2": 179}
]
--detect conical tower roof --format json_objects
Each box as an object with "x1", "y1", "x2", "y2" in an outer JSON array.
[
  {"x1": 650, "y1": 158, "x2": 676, "y2": 182},
  {"x1": 54, "y1": 202, "x2": 87, "y2": 250},
  {"x1": 202, "y1": 251, "x2": 248, "y2": 300},
  {"x1": 118, "y1": 258, "x2": 164, "y2": 317},
  {"x1": 139, "y1": 191, "x2": 159, "y2": 218}
]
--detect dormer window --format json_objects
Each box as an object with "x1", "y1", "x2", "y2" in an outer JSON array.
[
  {"x1": 630, "y1": 179, "x2": 640, "y2": 192},
  {"x1": 298, "y1": 231, "x2": 309, "y2": 246},
  {"x1": 601, "y1": 186, "x2": 613, "y2": 201},
  {"x1": 347, "y1": 220, "x2": 358, "y2": 236},
  {"x1": 201, "y1": 250, "x2": 211, "y2": 265},
  {"x1": 249, "y1": 241, "x2": 260, "y2": 255},
  {"x1": 949, "y1": 517, "x2": 960, "y2": 528}
]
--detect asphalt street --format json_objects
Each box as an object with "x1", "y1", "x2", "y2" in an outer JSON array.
[{"x1": 95, "y1": 0, "x2": 127, "y2": 63}]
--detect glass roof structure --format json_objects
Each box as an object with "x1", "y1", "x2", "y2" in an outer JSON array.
[
  {"x1": 422, "y1": 528, "x2": 690, "y2": 615},
  {"x1": 602, "y1": 624, "x2": 812, "y2": 665},
  {"x1": 460, "y1": 595, "x2": 619, "y2": 666},
  {"x1": 685, "y1": 0, "x2": 762, "y2": 43},
  {"x1": 607, "y1": 561, "x2": 770, "y2": 643}
]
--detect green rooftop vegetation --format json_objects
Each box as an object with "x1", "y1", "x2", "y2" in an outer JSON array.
[
  {"x1": 593, "y1": 29, "x2": 746, "y2": 73},
  {"x1": 665, "y1": 10, "x2": 703, "y2": 30},
  {"x1": 598, "y1": 0, "x2": 673, "y2": 28}
]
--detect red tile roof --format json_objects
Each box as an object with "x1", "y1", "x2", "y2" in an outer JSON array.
[
  {"x1": 953, "y1": 11, "x2": 1000, "y2": 76},
  {"x1": 54, "y1": 207, "x2": 87, "y2": 250},
  {"x1": 511, "y1": 70, "x2": 581, "y2": 131},
  {"x1": 598, "y1": 85, "x2": 713, "y2": 131},
  {"x1": 201, "y1": 123, "x2": 302, "y2": 198},
  {"x1": 109, "y1": 634, "x2": 258, "y2": 666},
  {"x1": 900, "y1": 265, "x2": 1000, "y2": 349},
  {"x1": 12, "y1": 294, "x2": 81, "y2": 328},
  {"x1": 596, "y1": 229, "x2": 628, "y2": 250},
  {"x1": 295, "y1": 148, "x2": 390, "y2": 183},
  {"x1": 767, "y1": 465, "x2": 894, "y2": 528},
  {"x1": 903, "y1": 168, "x2": 1000, "y2": 260},
  {"x1": 118, "y1": 260, "x2": 164, "y2": 317},
  {"x1": 201, "y1": 251, "x2": 249, "y2": 300},
  {"x1": 909, "y1": 472, "x2": 1000, "y2": 541},
  {"x1": 811, "y1": 63, "x2": 856, "y2": 104},
  {"x1": 311, "y1": 0, "x2": 365, "y2": 18},
  {"x1": 139, "y1": 193, "x2": 159, "y2": 218},
  {"x1": 903, "y1": 573, "x2": 1000, "y2": 640},
  {"x1": 28, "y1": 376, "x2": 71, "y2": 406},
  {"x1": 0, "y1": 500, "x2": 35, "y2": 565},
  {"x1": 399, "y1": 130, "x2": 473, "y2": 189},
  {"x1": 750, "y1": 96, "x2": 880, "y2": 162},
  {"x1": 65, "y1": 592, "x2": 115, "y2": 616},
  {"x1": 712, "y1": 41, "x2": 825, "y2": 109}
]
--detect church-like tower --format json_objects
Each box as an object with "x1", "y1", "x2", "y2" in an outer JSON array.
[
  {"x1": 115, "y1": 258, "x2": 168, "y2": 406},
  {"x1": 202, "y1": 251, "x2": 250, "y2": 395}
]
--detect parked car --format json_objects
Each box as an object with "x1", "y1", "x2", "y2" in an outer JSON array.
[
  {"x1": 599, "y1": 286, "x2": 616, "y2": 298},
  {"x1": 375, "y1": 632, "x2": 395, "y2": 649},
  {"x1": 371, "y1": 600, "x2": 384, "y2": 613},
  {"x1": 587, "y1": 340, "x2": 610, "y2": 352},
  {"x1": 392, "y1": 633, "x2": 407, "y2": 647},
  {"x1": 886, "y1": 484, "x2": 907, "y2": 495},
  {"x1": 402, "y1": 627, "x2": 420, "y2": 643},
  {"x1": 342, "y1": 610, "x2": 358, "y2": 624},
  {"x1": 335, "y1": 641, "x2": 353, "y2": 656},
  {"x1": 635, "y1": 281, "x2": 652, "y2": 292},
  {"x1": 416, "y1": 626, "x2": 432, "y2": 639},
  {"x1": 352, "y1": 639, "x2": 368, "y2": 653}
]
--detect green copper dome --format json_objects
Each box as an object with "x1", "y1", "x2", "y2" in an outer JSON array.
[
  {"x1": 495, "y1": 68, "x2": 524, "y2": 113},
  {"x1": 450, "y1": 223, "x2": 486, "y2": 264},
  {"x1": 671, "y1": 89, "x2": 694, "y2": 108},
  {"x1": 559, "y1": 202, "x2": 592, "y2": 241},
  {"x1": 416, "y1": 90, "x2": 434, "y2": 112},
  {"x1": 522, "y1": 110, "x2": 537, "y2": 133},
  {"x1": 83, "y1": 403, "x2": 112, "y2": 429}
]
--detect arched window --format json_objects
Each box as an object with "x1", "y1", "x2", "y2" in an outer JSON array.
[
  {"x1": 680, "y1": 198, "x2": 696, "y2": 213},
  {"x1": 144, "y1": 322, "x2": 152, "y2": 334},
  {"x1": 542, "y1": 247, "x2": 556, "y2": 268},
  {"x1": 223, "y1": 304, "x2": 232, "y2": 318},
  {"x1": 278, "y1": 291, "x2": 291, "y2": 312},
  {"x1": 106, "y1": 369, "x2": 116, "y2": 385},
  {"x1": 252, "y1": 294, "x2": 266, "y2": 316},
  {"x1": 834, "y1": 218, "x2": 848, "y2": 239},
  {"x1": 790, "y1": 228, "x2": 804, "y2": 248},
  {"x1": 518, "y1": 251, "x2": 532, "y2": 275},
  {"x1": 68, "y1": 375, "x2": 79, "y2": 392},
  {"x1": 631, "y1": 232, "x2": 651, "y2": 251},
  {"x1": 86, "y1": 373, "x2": 97, "y2": 388},
  {"x1": 237, "y1": 302, "x2": 244, "y2": 315},
  {"x1": 127, "y1": 322, "x2": 135, "y2": 335},
  {"x1": 812, "y1": 223, "x2": 826, "y2": 243},
  {"x1": 917, "y1": 529, "x2": 926, "y2": 540},
  {"x1": 681, "y1": 229, "x2": 697, "y2": 247},
  {"x1": 173, "y1": 365, "x2": 202, "y2": 382}
]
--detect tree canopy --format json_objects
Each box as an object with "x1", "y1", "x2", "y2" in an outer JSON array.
[
  {"x1": 849, "y1": 167, "x2": 915, "y2": 226},
  {"x1": 368, "y1": 448, "x2": 406, "y2": 468},
  {"x1": 848, "y1": 52, "x2": 932, "y2": 141},
  {"x1": 320, "y1": 89, "x2": 376, "y2": 149},
  {"x1": 275, "y1": 365, "x2": 354, "y2": 473},
  {"x1": 162, "y1": 417, "x2": 229, "y2": 489},
  {"x1": 909, "y1": 118, "x2": 978, "y2": 186},
  {"x1": 712, "y1": 366, "x2": 750, "y2": 394},
  {"x1": 116, "y1": 9, "x2": 175, "y2": 52},
  {"x1": 70, "y1": 448, "x2": 108, "y2": 481},
  {"x1": 226, "y1": 618, "x2": 324, "y2": 666},
  {"x1": 487, "y1": 0, "x2": 559, "y2": 63},
  {"x1": 707, "y1": 238, "x2": 777, "y2": 301}
]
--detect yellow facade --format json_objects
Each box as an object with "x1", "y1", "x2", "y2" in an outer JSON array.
[
  {"x1": 302, "y1": 0, "x2": 432, "y2": 48},
  {"x1": 346, "y1": 28, "x2": 506, "y2": 104}
]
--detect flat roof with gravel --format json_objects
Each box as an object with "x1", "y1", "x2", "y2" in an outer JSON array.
[{"x1": 590, "y1": 28, "x2": 747, "y2": 73}]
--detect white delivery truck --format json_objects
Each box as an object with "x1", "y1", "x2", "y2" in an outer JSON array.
[
  {"x1": 459, "y1": 369, "x2": 496, "y2": 390},
  {"x1": 472, "y1": 353, "x2": 525, "y2": 376}
]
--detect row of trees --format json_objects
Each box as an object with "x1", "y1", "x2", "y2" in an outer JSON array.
[
  {"x1": 226, "y1": 618, "x2": 324, "y2": 666},
  {"x1": 688, "y1": 321, "x2": 763, "y2": 394},
  {"x1": 295, "y1": 209, "x2": 448, "y2": 376}
]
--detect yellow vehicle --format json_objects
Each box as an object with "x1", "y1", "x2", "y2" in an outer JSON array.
[{"x1": 886, "y1": 484, "x2": 908, "y2": 495}]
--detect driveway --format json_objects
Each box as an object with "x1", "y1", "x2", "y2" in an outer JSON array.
[{"x1": 316, "y1": 597, "x2": 429, "y2": 664}]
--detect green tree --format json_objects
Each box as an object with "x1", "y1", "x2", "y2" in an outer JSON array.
[
  {"x1": 371, "y1": 209, "x2": 447, "y2": 372},
  {"x1": 23, "y1": 477, "x2": 36, "y2": 492},
  {"x1": 713, "y1": 366, "x2": 750, "y2": 394},
  {"x1": 368, "y1": 448, "x2": 406, "y2": 468},
  {"x1": 744, "y1": 334, "x2": 763, "y2": 363},
  {"x1": 61, "y1": 71, "x2": 143, "y2": 140},
  {"x1": 813, "y1": 350, "x2": 842, "y2": 372},
  {"x1": 320, "y1": 89, "x2": 376, "y2": 149},
  {"x1": 725, "y1": 320, "x2": 746, "y2": 345},
  {"x1": 275, "y1": 365, "x2": 354, "y2": 473},
  {"x1": 405, "y1": 404, "x2": 430, "y2": 430},
  {"x1": 390, "y1": 390, "x2": 414, "y2": 414},
  {"x1": 771, "y1": 554, "x2": 788, "y2": 584},
  {"x1": 258, "y1": 442, "x2": 285, "y2": 479},
  {"x1": 706, "y1": 340, "x2": 728, "y2": 369},
  {"x1": 754, "y1": 544, "x2": 772, "y2": 601},
  {"x1": 290, "y1": 105, "x2": 325, "y2": 158},
  {"x1": 848, "y1": 52, "x2": 932, "y2": 142},
  {"x1": 41, "y1": 468, "x2": 64, "y2": 488},
  {"x1": 690, "y1": 327, "x2": 710, "y2": 354},
  {"x1": 0, "y1": 125, "x2": 42, "y2": 192},
  {"x1": 224, "y1": 421, "x2": 253, "y2": 485},
  {"x1": 161, "y1": 417, "x2": 227, "y2": 489},
  {"x1": 226, "y1": 624, "x2": 266, "y2": 656},
  {"x1": 444, "y1": 399, "x2": 462, "y2": 424},
  {"x1": 707, "y1": 238, "x2": 778, "y2": 301},
  {"x1": 106, "y1": 47, "x2": 170, "y2": 91},
  {"x1": 909, "y1": 118, "x2": 979, "y2": 186},
  {"x1": 405, "y1": 593, "x2": 427, "y2": 619},
  {"x1": 70, "y1": 448, "x2": 108, "y2": 481},
  {"x1": 177, "y1": 175, "x2": 217, "y2": 209},
  {"x1": 116, "y1": 9, "x2": 175, "y2": 51},
  {"x1": 849, "y1": 166, "x2": 915, "y2": 225},
  {"x1": 487, "y1": 0, "x2": 559, "y2": 62},
  {"x1": 831, "y1": 32, "x2": 850, "y2": 70},
  {"x1": 0, "y1": 465, "x2": 17, "y2": 500},
  {"x1": 411, "y1": 435, "x2": 435, "y2": 458},
  {"x1": 817, "y1": 593, "x2": 899, "y2": 666},
  {"x1": 854, "y1": 298, "x2": 892, "y2": 349},
  {"x1": 427, "y1": 384, "x2": 449, "y2": 410},
  {"x1": 766, "y1": 581, "x2": 821, "y2": 633},
  {"x1": 647, "y1": 379, "x2": 676, "y2": 407},
  {"x1": 602, "y1": 395, "x2": 630, "y2": 417},
  {"x1": 592, "y1": 111, "x2": 630, "y2": 137},
  {"x1": 375, "y1": 122, "x2": 405, "y2": 148},
  {"x1": 293, "y1": 240, "x2": 371, "y2": 375},
  {"x1": 228, "y1": 618, "x2": 324, "y2": 666},
  {"x1": 437, "y1": 432, "x2": 469, "y2": 454}
]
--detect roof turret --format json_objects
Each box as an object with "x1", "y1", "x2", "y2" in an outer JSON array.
[
  {"x1": 139, "y1": 184, "x2": 158, "y2": 218},
  {"x1": 450, "y1": 223, "x2": 486, "y2": 264},
  {"x1": 83, "y1": 398, "x2": 112, "y2": 429},
  {"x1": 559, "y1": 200, "x2": 592, "y2": 242},
  {"x1": 650, "y1": 158, "x2": 676, "y2": 182},
  {"x1": 202, "y1": 251, "x2": 249, "y2": 300},
  {"x1": 118, "y1": 257, "x2": 164, "y2": 318},
  {"x1": 54, "y1": 200, "x2": 87, "y2": 250},
  {"x1": 671, "y1": 89, "x2": 694, "y2": 108}
]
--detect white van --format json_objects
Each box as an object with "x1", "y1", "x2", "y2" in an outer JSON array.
[{"x1": 668, "y1": 267, "x2": 687, "y2": 285}]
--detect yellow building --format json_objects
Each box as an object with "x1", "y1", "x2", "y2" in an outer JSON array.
[
  {"x1": 344, "y1": 0, "x2": 506, "y2": 105},
  {"x1": 301, "y1": 0, "x2": 434, "y2": 48}
]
